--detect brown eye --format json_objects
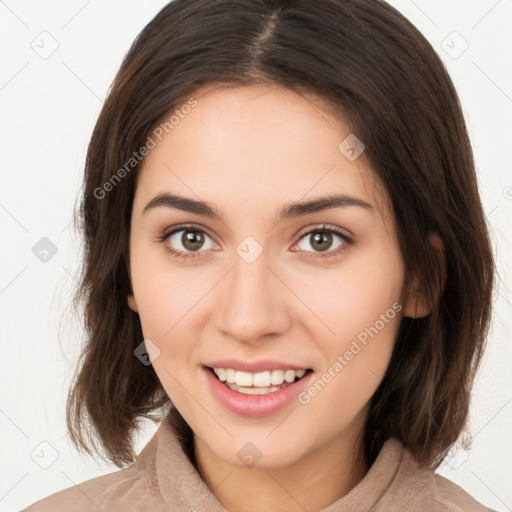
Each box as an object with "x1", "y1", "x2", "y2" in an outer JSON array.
[
  {"x1": 292, "y1": 224, "x2": 354, "y2": 260},
  {"x1": 296, "y1": 227, "x2": 349, "y2": 256},
  {"x1": 157, "y1": 225, "x2": 218, "y2": 260},
  {"x1": 180, "y1": 230, "x2": 206, "y2": 251},
  {"x1": 166, "y1": 228, "x2": 216, "y2": 253},
  {"x1": 309, "y1": 232, "x2": 334, "y2": 252}
]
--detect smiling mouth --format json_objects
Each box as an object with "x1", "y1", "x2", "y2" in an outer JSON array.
[{"x1": 206, "y1": 366, "x2": 314, "y2": 395}]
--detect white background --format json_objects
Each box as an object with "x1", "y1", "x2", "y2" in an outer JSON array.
[{"x1": 1, "y1": 1, "x2": 511, "y2": 511}]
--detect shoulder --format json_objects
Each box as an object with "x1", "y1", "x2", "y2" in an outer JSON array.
[
  {"x1": 432, "y1": 473, "x2": 496, "y2": 512},
  {"x1": 23, "y1": 469, "x2": 133, "y2": 511},
  {"x1": 23, "y1": 435, "x2": 164, "y2": 512},
  {"x1": 387, "y1": 442, "x2": 496, "y2": 512},
  {"x1": 22, "y1": 464, "x2": 158, "y2": 512}
]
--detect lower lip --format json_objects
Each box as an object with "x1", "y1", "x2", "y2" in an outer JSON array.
[{"x1": 203, "y1": 366, "x2": 314, "y2": 417}]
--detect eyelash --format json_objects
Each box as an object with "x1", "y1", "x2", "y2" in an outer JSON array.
[{"x1": 155, "y1": 223, "x2": 353, "y2": 261}]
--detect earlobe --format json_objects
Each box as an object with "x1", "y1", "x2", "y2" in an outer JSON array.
[
  {"x1": 127, "y1": 294, "x2": 139, "y2": 313},
  {"x1": 124, "y1": 253, "x2": 138, "y2": 313},
  {"x1": 428, "y1": 233, "x2": 446, "y2": 293},
  {"x1": 402, "y1": 233, "x2": 446, "y2": 319},
  {"x1": 402, "y1": 279, "x2": 431, "y2": 319}
]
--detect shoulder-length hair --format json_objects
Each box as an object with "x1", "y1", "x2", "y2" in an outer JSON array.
[{"x1": 66, "y1": 0, "x2": 495, "y2": 469}]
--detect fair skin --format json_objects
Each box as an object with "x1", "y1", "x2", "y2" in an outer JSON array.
[{"x1": 127, "y1": 83, "x2": 433, "y2": 512}]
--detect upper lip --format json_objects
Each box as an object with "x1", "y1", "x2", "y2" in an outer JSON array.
[{"x1": 204, "y1": 359, "x2": 312, "y2": 373}]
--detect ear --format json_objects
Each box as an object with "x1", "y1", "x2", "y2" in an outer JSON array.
[
  {"x1": 402, "y1": 233, "x2": 446, "y2": 318},
  {"x1": 124, "y1": 253, "x2": 139, "y2": 313},
  {"x1": 127, "y1": 294, "x2": 139, "y2": 313}
]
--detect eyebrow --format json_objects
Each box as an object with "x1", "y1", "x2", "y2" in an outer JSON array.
[{"x1": 142, "y1": 192, "x2": 374, "y2": 221}]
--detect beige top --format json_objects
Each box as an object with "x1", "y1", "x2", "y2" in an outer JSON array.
[{"x1": 24, "y1": 412, "x2": 495, "y2": 511}]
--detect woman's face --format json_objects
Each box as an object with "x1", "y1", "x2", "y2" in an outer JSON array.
[{"x1": 127, "y1": 83, "x2": 414, "y2": 469}]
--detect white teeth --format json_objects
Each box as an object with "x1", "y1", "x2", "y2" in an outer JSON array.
[
  {"x1": 271, "y1": 370, "x2": 284, "y2": 385},
  {"x1": 235, "y1": 371, "x2": 253, "y2": 387},
  {"x1": 252, "y1": 371, "x2": 270, "y2": 387},
  {"x1": 215, "y1": 368, "x2": 226, "y2": 381},
  {"x1": 212, "y1": 367, "x2": 308, "y2": 387},
  {"x1": 224, "y1": 382, "x2": 289, "y2": 394},
  {"x1": 284, "y1": 370, "x2": 296, "y2": 383}
]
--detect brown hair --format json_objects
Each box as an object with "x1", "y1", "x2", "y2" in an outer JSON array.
[{"x1": 66, "y1": 0, "x2": 495, "y2": 469}]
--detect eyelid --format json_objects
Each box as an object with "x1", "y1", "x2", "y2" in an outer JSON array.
[
  {"x1": 158, "y1": 223, "x2": 220, "y2": 251},
  {"x1": 158, "y1": 223, "x2": 217, "y2": 243},
  {"x1": 160, "y1": 222, "x2": 352, "y2": 242},
  {"x1": 295, "y1": 223, "x2": 353, "y2": 241},
  {"x1": 157, "y1": 222, "x2": 353, "y2": 259}
]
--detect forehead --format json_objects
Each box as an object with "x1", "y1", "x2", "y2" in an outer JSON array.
[{"x1": 133, "y1": 83, "x2": 390, "y2": 222}]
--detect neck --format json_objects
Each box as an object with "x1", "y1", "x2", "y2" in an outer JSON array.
[{"x1": 193, "y1": 420, "x2": 368, "y2": 512}]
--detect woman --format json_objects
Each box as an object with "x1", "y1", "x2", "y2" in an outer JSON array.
[{"x1": 25, "y1": 0, "x2": 496, "y2": 510}]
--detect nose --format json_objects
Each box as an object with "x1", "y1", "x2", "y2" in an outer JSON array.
[{"x1": 212, "y1": 247, "x2": 292, "y2": 345}]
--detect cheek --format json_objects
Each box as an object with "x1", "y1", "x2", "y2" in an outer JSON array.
[
  {"x1": 297, "y1": 274, "x2": 402, "y2": 426},
  {"x1": 298, "y1": 247, "x2": 403, "y2": 410},
  {"x1": 131, "y1": 227, "x2": 404, "y2": 356},
  {"x1": 130, "y1": 240, "x2": 201, "y2": 331},
  {"x1": 290, "y1": 244, "x2": 404, "y2": 345}
]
